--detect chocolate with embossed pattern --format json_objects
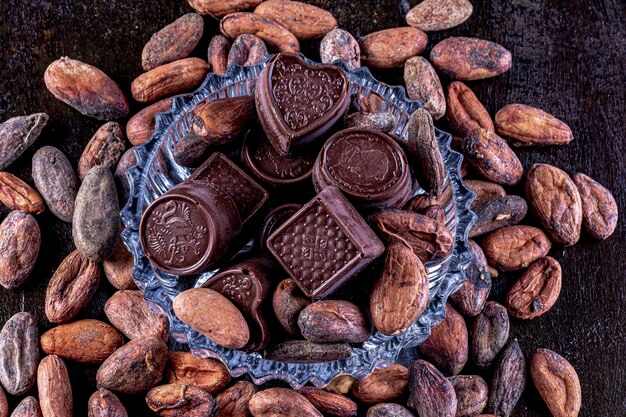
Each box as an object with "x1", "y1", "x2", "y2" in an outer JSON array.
[
  {"x1": 257, "y1": 204, "x2": 302, "y2": 252},
  {"x1": 267, "y1": 186, "x2": 384, "y2": 298},
  {"x1": 313, "y1": 128, "x2": 413, "y2": 209},
  {"x1": 255, "y1": 53, "x2": 350, "y2": 155}
]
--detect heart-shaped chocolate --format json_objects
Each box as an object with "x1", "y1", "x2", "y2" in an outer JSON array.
[{"x1": 255, "y1": 53, "x2": 350, "y2": 155}]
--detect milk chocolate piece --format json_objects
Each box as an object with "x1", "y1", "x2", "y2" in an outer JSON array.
[
  {"x1": 188, "y1": 152, "x2": 269, "y2": 225},
  {"x1": 257, "y1": 204, "x2": 302, "y2": 251},
  {"x1": 267, "y1": 187, "x2": 384, "y2": 298},
  {"x1": 205, "y1": 257, "x2": 275, "y2": 351},
  {"x1": 140, "y1": 182, "x2": 242, "y2": 275},
  {"x1": 313, "y1": 128, "x2": 413, "y2": 209},
  {"x1": 255, "y1": 53, "x2": 350, "y2": 155},
  {"x1": 242, "y1": 131, "x2": 315, "y2": 186}
]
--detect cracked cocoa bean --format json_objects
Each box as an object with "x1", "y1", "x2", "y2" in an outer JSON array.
[
  {"x1": 505, "y1": 256, "x2": 562, "y2": 319},
  {"x1": 470, "y1": 195, "x2": 528, "y2": 238}
]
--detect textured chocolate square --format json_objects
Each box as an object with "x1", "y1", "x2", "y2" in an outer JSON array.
[
  {"x1": 189, "y1": 152, "x2": 269, "y2": 225},
  {"x1": 267, "y1": 186, "x2": 384, "y2": 298}
]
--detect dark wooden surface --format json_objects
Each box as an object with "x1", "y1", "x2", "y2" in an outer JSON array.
[{"x1": 0, "y1": 0, "x2": 624, "y2": 415}]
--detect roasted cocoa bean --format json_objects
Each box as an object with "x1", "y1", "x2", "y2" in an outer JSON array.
[
  {"x1": 407, "y1": 108, "x2": 446, "y2": 197},
  {"x1": 142, "y1": 13, "x2": 204, "y2": 71},
  {"x1": 526, "y1": 163, "x2": 582, "y2": 246},
  {"x1": 45, "y1": 249, "x2": 100, "y2": 323},
  {"x1": 430, "y1": 37, "x2": 512, "y2": 80},
  {"x1": 470, "y1": 195, "x2": 528, "y2": 238},
  {"x1": 126, "y1": 97, "x2": 174, "y2": 146},
  {"x1": 404, "y1": 56, "x2": 446, "y2": 119},
  {"x1": 78, "y1": 122, "x2": 125, "y2": 180},
  {"x1": 272, "y1": 278, "x2": 311, "y2": 335},
  {"x1": 266, "y1": 340, "x2": 352, "y2": 363},
  {"x1": 208, "y1": 35, "x2": 232, "y2": 75},
  {"x1": 359, "y1": 28, "x2": 428, "y2": 68},
  {"x1": 320, "y1": 29, "x2": 360, "y2": 70},
  {"x1": 188, "y1": 0, "x2": 262, "y2": 17},
  {"x1": 495, "y1": 104, "x2": 573, "y2": 146},
  {"x1": 38, "y1": 355, "x2": 73, "y2": 417},
  {"x1": 172, "y1": 130, "x2": 213, "y2": 168},
  {"x1": 450, "y1": 240, "x2": 491, "y2": 317},
  {"x1": 0, "y1": 113, "x2": 48, "y2": 170},
  {"x1": 11, "y1": 397, "x2": 42, "y2": 417},
  {"x1": 249, "y1": 388, "x2": 322, "y2": 417},
  {"x1": 299, "y1": 387, "x2": 357, "y2": 417},
  {"x1": 0, "y1": 312, "x2": 39, "y2": 396},
  {"x1": 419, "y1": 303, "x2": 468, "y2": 375},
  {"x1": 506, "y1": 256, "x2": 562, "y2": 319},
  {"x1": 464, "y1": 179, "x2": 506, "y2": 209},
  {"x1": 88, "y1": 388, "x2": 128, "y2": 417},
  {"x1": 406, "y1": 0, "x2": 473, "y2": 31},
  {"x1": 573, "y1": 172, "x2": 618, "y2": 240},
  {"x1": 0, "y1": 172, "x2": 45, "y2": 214},
  {"x1": 445, "y1": 81, "x2": 494, "y2": 136},
  {"x1": 131, "y1": 58, "x2": 210, "y2": 103},
  {"x1": 103, "y1": 237, "x2": 136, "y2": 290},
  {"x1": 32, "y1": 146, "x2": 78, "y2": 222},
  {"x1": 366, "y1": 403, "x2": 415, "y2": 417},
  {"x1": 146, "y1": 384, "x2": 217, "y2": 417},
  {"x1": 352, "y1": 364, "x2": 408, "y2": 404},
  {"x1": 470, "y1": 301, "x2": 510, "y2": 369},
  {"x1": 370, "y1": 242, "x2": 429, "y2": 335},
  {"x1": 215, "y1": 381, "x2": 257, "y2": 417},
  {"x1": 344, "y1": 112, "x2": 396, "y2": 132},
  {"x1": 449, "y1": 375, "x2": 488, "y2": 417},
  {"x1": 298, "y1": 300, "x2": 371, "y2": 343},
  {"x1": 164, "y1": 352, "x2": 230, "y2": 395},
  {"x1": 191, "y1": 96, "x2": 256, "y2": 143},
  {"x1": 227, "y1": 34, "x2": 269, "y2": 67},
  {"x1": 481, "y1": 225, "x2": 551, "y2": 271},
  {"x1": 0, "y1": 210, "x2": 40, "y2": 289},
  {"x1": 487, "y1": 340, "x2": 526, "y2": 417},
  {"x1": 325, "y1": 375, "x2": 356, "y2": 395},
  {"x1": 220, "y1": 12, "x2": 300, "y2": 53},
  {"x1": 104, "y1": 290, "x2": 169, "y2": 341},
  {"x1": 254, "y1": 0, "x2": 337, "y2": 40},
  {"x1": 407, "y1": 360, "x2": 457, "y2": 417},
  {"x1": 530, "y1": 349, "x2": 581, "y2": 417}
]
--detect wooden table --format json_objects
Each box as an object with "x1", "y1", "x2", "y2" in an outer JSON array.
[{"x1": 0, "y1": 0, "x2": 624, "y2": 415}]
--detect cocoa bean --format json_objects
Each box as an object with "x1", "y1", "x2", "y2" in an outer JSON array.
[
  {"x1": 32, "y1": 146, "x2": 77, "y2": 222},
  {"x1": 407, "y1": 360, "x2": 457, "y2": 417},
  {"x1": 38, "y1": 355, "x2": 73, "y2": 417},
  {"x1": 505, "y1": 256, "x2": 562, "y2": 319},
  {"x1": 216, "y1": 381, "x2": 257, "y2": 417},
  {"x1": 495, "y1": 104, "x2": 573, "y2": 146},
  {"x1": 325, "y1": 375, "x2": 356, "y2": 395},
  {"x1": 431, "y1": 37, "x2": 512, "y2": 80},
  {"x1": 526, "y1": 163, "x2": 582, "y2": 246},
  {"x1": 173, "y1": 288, "x2": 250, "y2": 349},
  {"x1": 0, "y1": 210, "x2": 40, "y2": 289},
  {"x1": 40, "y1": 319, "x2": 124, "y2": 364},
  {"x1": 102, "y1": 237, "x2": 136, "y2": 290},
  {"x1": 459, "y1": 128, "x2": 523, "y2": 186},
  {"x1": 44, "y1": 57, "x2": 129, "y2": 120},
  {"x1": 0, "y1": 312, "x2": 39, "y2": 396},
  {"x1": 11, "y1": 397, "x2": 42, "y2": 417},
  {"x1": 359, "y1": 27, "x2": 427, "y2": 68},
  {"x1": 0, "y1": 113, "x2": 48, "y2": 170},
  {"x1": 73, "y1": 166, "x2": 120, "y2": 261},
  {"x1": 255, "y1": 0, "x2": 337, "y2": 40},
  {"x1": 208, "y1": 35, "x2": 232, "y2": 75},
  {"x1": 470, "y1": 195, "x2": 528, "y2": 238},
  {"x1": 188, "y1": 0, "x2": 262, "y2": 17},
  {"x1": 146, "y1": 384, "x2": 217, "y2": 417},
  {"x1": 406, "y1": 108, "x2": 446, "y2": 197},
  {"x1": 464, "y1": 179, "x2": 506, "y2": 209},
  {"x1": 220, "y1": 12, "x2": 300, "y2": 53},
  {"x1": 164, "y1": 352, "x2": 230, "y2": 395},
  {"x1": 371, "y1": 209, "x2": 454, "y2": 263},
  {"x1": 266, "y1": 340, "x2": 352, "y2": 363},
  {"x1": 418, "y1": 303, "x2": 468, "y2": 375},
  {"x1": 370, "y1": 242, "x2": 429, "y2": 335},
  {"x1": 249, "y1": 388, "x2": 322, "y2": 417},
  {"x1": 344, "y1": 112, "x2": 396, "y2": 132},
  {"x1": 404, "y1": 57, "x2": 446, "y2": 119},
  {"x1": 450, "y1": 240, "x2": 491, "y2": 317},
  {"x1": 530, "y1": 349, "x2": 581, "y2": 417},
  {"x1": 445, "y1": 81, "x2": 493, "y2": 136},
  {"x1": 131, "y1": 58, "x2": 210, "y2": 103},
  {"x1": 320, "y1": 29, "x2": 360, "y2": 70},
  {"x1": 96, "y1": 336, "x2": 169, "y2": 394},
  {"x1": 272, "y1": 279, "x2": 310, "y2": 335},
  {"x1": 299, "y1": 387, "x2": 357, "y2": 417},
  {"x1": 104, "y1": 290, "x2": 169, "y2": 341},
  {"x1": 0, "y1": 172, "x2": 45, "y2": 214},
  {"x1": 45, "y1": 249, "x2": 101, "y2": 323},
  {"x1": 366, "y1": 403, "x2": 415, "y2": 417},
  {"x1": 227, "y1": 34, "x2": 269, "y2": 67},
  {"x1": 352, "y1": 364, "x2": 408, "y2": 404},
  {"x1": 0, "y1": 387, "x2": 6, "y2": 417},
  {"x1": 298, "y1": 300, "x2": 371, "y2": 343},
  {"x1": 142, "y1": 13, "x2": 204, "y2": 71},
  {"x1": 192, "y1": 96, "x2": 256, "y2": 143},
  {"x1": 470, "y1": 301, "x2": 510, "y2": 369},
  {"x1": 78, "y1": 122, "x2": 125, "y2": 180},
  {"x1": 486, "y1": 340, "x2": 526, "y2": 417},
  {"x1": 126, "y1": 97, "x2": 174, "y2": 146},
  {"x1": 88, "y1": 388, "x2": 128, "y2": 417},
  {"x1": 573, "y1": 172, "x2": 618, "y2": 239},
  {"x1": 406, "y1": 0, "x2": 473, "y2": 31},
  {"x1": 172, "y1": 130, "x2": 213, "y2": 168},
  {"x1": 481, "y1": 225, "x2": 551, "y2": 271},
  {"x1": 449, "y1": 375, "x2": 488, "y2": 417}
]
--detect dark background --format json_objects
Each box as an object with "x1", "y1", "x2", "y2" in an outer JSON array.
[{"x1": 0, "y1": 0, "x2": 625, "y2": 415}]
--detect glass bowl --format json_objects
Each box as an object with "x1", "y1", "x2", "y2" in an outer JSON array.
[{"x1": 120, "y1": 55, "x2": 476, "y2": 388}]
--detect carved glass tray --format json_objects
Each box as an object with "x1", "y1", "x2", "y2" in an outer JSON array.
[{"x1": 120, "y1": 55, "x2": 476, "y2": 388}]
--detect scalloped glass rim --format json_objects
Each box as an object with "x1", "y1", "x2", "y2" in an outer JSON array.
[{"x1": 120, "y1": 55, "x2": 477, "y2": 388}]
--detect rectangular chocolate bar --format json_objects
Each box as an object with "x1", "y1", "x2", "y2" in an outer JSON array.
[
  {"x1": 267, "y1": 186, "x2": 384, "y2": 298},
  {"x1": 189, "y1": 152, "x2": 269, "y2": 225}
]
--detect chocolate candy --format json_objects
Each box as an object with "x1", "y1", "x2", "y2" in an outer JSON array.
[
  {"x1": 257, "y1": 204, "x2": 303, "y2": 251},
  {"x1": 140, "y1": 181, "x2": 241, "y2": 275},
  {"x1": 255, "y1": 53, "x2": 350, "y2": 155},
  {"x1": 188, "y1": 152, "x2": 269, "y2": 226},
  {"x1": 313, "y1": 127, "x2": 413, "y2": 209},
  {"x1": 267, "y1": 186, "x2": 384, "y2": 298},
  {"x1": 205, "y1": 257, "x2": 275, "y2": 351},
  {"x1": 242, "y1": 130, "x2": 315, "y2": 186}
]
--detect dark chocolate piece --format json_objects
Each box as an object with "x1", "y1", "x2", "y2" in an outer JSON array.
[
  {"x1": 188, "y1": 152, "x2": 269, "y2": 225},
  {"x1": 313, "y1": 128, "x2": 413, "y2": 209},
  {"x1": 255, "y1": 53, "x2": 350, "y2": 155},
  {"x1": 257, "y1": 204, "x2": 302, "y2": 251},
  {"x1": 140, "y1": 182, "x2": 242, "y2": 275},
  {"x1": 205, "y1": 257, "x2": 275, "y2": 351},
  {"x1": 242, "y1": 131, "x2": 315, "y2": 186},
  {"x1": 266, "y1": 340, "x2": 352, "y2": 363},
  {"x1": 267, "y1": 186, "x2": 384, "y2": 299}
]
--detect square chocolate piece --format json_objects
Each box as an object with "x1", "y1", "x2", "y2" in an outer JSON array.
[
  {"x1": 189, "y1": 152, "x2": 269, "y2": 225},
  {"x1": 267, "y1": 186, "x2": 384, "y2": 298}
]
